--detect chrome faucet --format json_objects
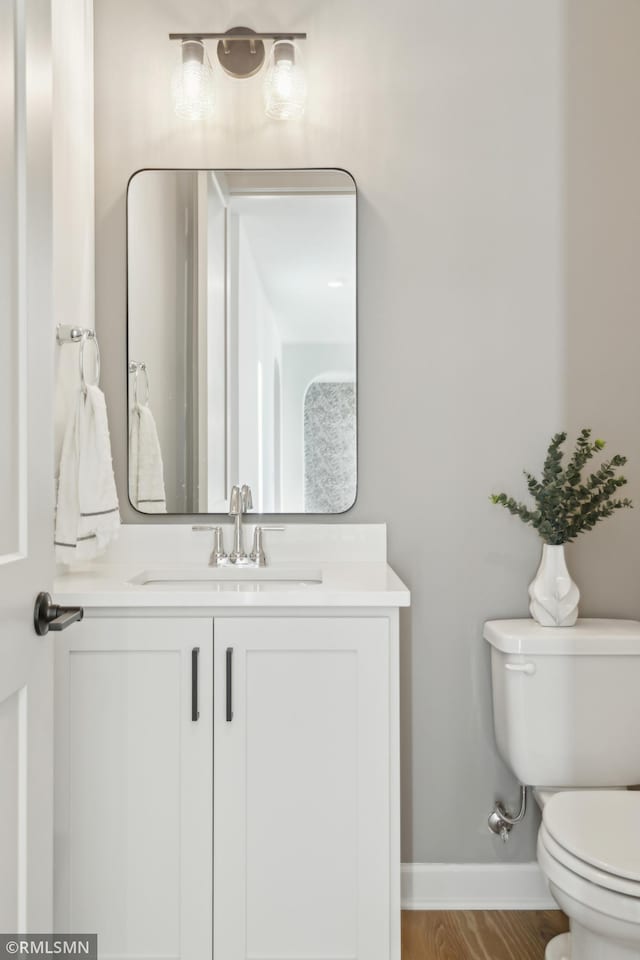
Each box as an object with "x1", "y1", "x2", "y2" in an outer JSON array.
[
  {"x1": 193, "y1": 486, "x2": 284, "y2": 567},
  {"x1": 229, "y1": 484, "x2": 253, "y2": 563}
]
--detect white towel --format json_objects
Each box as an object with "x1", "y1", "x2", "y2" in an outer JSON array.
[
  {"x1": 55, "y1": 385, "x2": 120, "y2": 564},
  {"x1": 129, "y1": 403, "x2": 166, "y2": 513}
]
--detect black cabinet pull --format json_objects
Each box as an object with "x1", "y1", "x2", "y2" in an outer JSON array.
[
  {"x1": 226, "y1": 647, "x2": 233, "y2": 722},
  {"x1": 192, "y1": 647, "x2": 200, "y2": 721}
]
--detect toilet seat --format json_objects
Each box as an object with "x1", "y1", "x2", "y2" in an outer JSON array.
[
  {"x1": 538, "y1": 791, "x2": 640, "y2": 928},
  {"x1": 540, "y1": 823, "x2": 640, "y2": 899},
  {"x1": 543, "y1": 791, "x2": 640, "y2": 883},
  {"x1": 543, "y1": 791, "x2": 640, "y2": 889},
  {"x1": 538, "y1": 829, "x2": 640, "y2": 926}
]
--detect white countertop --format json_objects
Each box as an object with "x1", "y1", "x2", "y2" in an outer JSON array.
[
  {"x1": 54, "y1": 561, "x2": 410, "y2": 609},
  {"x1": 53, "y1": 524, "x2": 410, "y2": 610}
]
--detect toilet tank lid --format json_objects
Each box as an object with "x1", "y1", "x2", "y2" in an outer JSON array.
[{"x1": 484, "y1": 618, "x2": 640, "y2": 655}]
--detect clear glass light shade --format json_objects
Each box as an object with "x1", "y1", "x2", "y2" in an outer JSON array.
[
  {"x1": 172, "y1": 40, "x2": 215, "y2": 120},
  {"x1": 263, "y1": 40, "x2": 306, "y2": 120}
]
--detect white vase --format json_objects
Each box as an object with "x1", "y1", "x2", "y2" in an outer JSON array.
[{"x1": 528, "y1": 544, "x2": 580, "y2": 627}]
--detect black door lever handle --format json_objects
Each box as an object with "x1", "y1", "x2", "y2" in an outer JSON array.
[{"x1": 34, "y1": 592, "x2": 84, "y2": 636}]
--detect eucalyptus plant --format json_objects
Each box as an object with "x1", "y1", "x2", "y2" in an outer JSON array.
[{"x1": 490, "y1": 428, "x2": 633, "y2": 545}]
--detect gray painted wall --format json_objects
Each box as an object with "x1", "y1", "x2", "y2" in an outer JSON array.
[
  {"x1": 563, "y1": 3, "x2": 640, "y2": 617},
  {"x1": 94, "y1": 0, "x2": 640, "y2": 864}
]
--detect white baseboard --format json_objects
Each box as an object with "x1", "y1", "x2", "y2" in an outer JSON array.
[{"x1": 401, "y1": 862, "x2": 555, "y2": 910}]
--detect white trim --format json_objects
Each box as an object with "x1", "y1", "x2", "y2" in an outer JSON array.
[{"x1": 401, "y1": 862, "x2": 555, "y2": 911}]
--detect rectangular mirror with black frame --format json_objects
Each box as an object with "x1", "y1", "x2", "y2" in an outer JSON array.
[{"x1": 127, "y1": 168, "x2": 357, "y2": 515}]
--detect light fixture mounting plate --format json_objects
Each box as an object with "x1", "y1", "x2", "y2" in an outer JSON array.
[{"x1": 217, "y1": 27, "x2": 265, "y2": 78}]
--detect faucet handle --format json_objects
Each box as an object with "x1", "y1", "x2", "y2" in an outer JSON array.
[
  {"x1": 210, "y1": 526, "x2": 227, "y2": 567},
  {"x1": 250, "y1": 525, "x2": 284, "y2": 567},
  {"x1": 193, "y1": 525, "x2": 227, "y2": 566},
  {"x1": 241, "y1": 484, "x2": 253, "y2": 512},
  {"x1": 229, "y1": 485, "x2": 241, "y2": 516}
]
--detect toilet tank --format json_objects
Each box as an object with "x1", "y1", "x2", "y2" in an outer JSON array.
[{"x1": 485, "y1": 619, "x2": 640, "y2": 788}]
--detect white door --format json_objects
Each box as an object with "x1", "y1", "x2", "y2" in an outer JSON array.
[
  {"x1": 214, "y1": 617, "x2": 391, "y2": 960},
  {"x1": 54, "y1": 617, "x2": 213, "y2": 960},
  {"x1": 0, "y1": 0, "x2": 55, "y2": 933}
]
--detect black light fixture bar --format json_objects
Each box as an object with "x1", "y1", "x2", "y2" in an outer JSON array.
[{"x1": 169, "y1": 32, "x2": 307, "y2": 41}]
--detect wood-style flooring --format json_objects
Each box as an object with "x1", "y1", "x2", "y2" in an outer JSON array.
[{"x1": 402, "y1": 910, "x2": 569, "y2": 959}]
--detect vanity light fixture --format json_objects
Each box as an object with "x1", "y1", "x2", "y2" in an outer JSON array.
[
  {"x1": 169, "y1": 28, "x2": 307, "y2": 120},
  {"x1": 263, "y1": 40, "x2": 307, "y2": 120},
  {"x1": 172, "y1": 39, "x2": 215, "y2": 120}
]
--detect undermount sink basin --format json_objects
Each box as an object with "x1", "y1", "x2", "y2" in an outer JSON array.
[{"x1": 129, "y1": 566, "x2": 323, "y2": 590}]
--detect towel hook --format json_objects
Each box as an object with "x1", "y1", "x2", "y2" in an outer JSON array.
[
  {"x1": 79, "y1": 332, "x2": 100, "y2": 394},
  {"x1": 129, "y1": 361, "x2": 149, "y2": 406}
]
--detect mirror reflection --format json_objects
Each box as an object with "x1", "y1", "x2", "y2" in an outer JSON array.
[{"x1": 127, "y1": 168, "x2": 357, "y2": 515}]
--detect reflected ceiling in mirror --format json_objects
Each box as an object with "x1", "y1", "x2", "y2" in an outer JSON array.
[{"x1": 127, "y1": 168, "x2": 357, "y2": 515}]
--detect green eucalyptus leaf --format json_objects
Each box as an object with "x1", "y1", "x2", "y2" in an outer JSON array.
[{"x1": 489, "y1": 428, "x2": 632, "y2": 542}]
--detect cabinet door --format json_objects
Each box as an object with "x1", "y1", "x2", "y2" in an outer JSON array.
[
  {"x1": 214, "y1": 617, "x2": 390, "y2": 960},
  {"x1": 55, "y1": 617, "x2": 213, "y2": 960}
]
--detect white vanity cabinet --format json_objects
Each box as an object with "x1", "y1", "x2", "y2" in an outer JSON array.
[
  {"x1": 54, "y1": 608, "x2": 401, "y2": 960},
  {"x1": 214, "y1": 616, "x2": 395, "y2": 960},
  {"x1": 54, "y1": 617, "x2": 213, "y2": 960}
]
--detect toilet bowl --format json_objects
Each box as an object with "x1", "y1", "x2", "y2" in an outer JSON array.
[
  {"x1": 538, "y1": 791, "x2": 640, "y2": 959},
  {"x1": 484, "y1": 619, "x2": 640, "y2": 960}
]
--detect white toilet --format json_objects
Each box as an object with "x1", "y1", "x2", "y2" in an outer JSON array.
[{"x1": 485, "y1": 618, "x2": 640, "y2": 960}]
